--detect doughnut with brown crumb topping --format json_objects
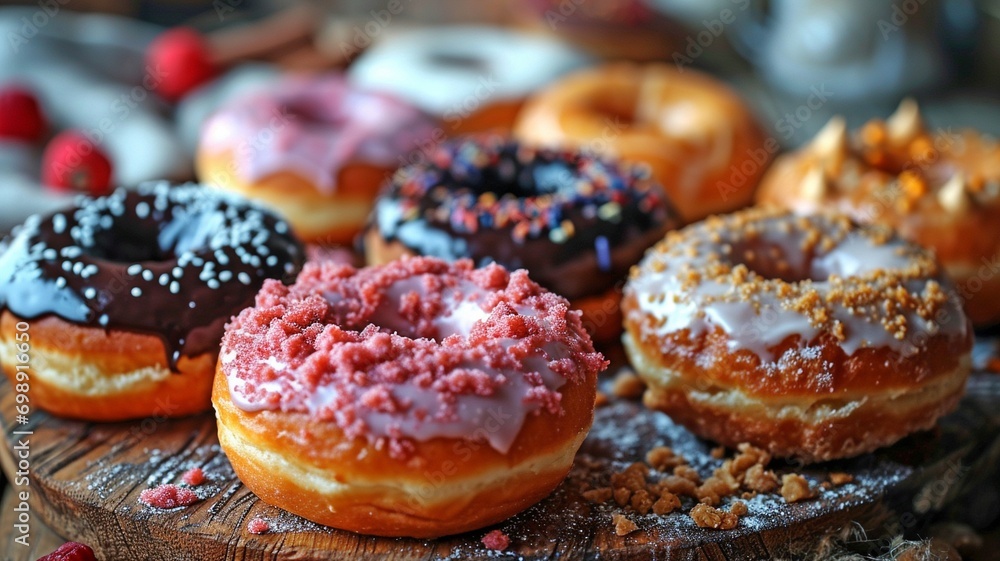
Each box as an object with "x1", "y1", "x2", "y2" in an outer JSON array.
[{"x1": 623, "y1": 208, "x2": 972, "y2": 462}]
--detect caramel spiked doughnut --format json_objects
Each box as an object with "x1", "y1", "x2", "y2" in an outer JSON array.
[{"x1": 757, "y1": 99, "x2": 1000, "y2": 326}]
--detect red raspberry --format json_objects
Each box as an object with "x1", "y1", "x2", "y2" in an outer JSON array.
[
  {"x1": 41, "y1": 131, "x2": 113, "y2": 196},
  {"x1": 35, "y1": 542, "x2": 96, "y2": 561},
  {"x1": 147, "y1": 27, "x2": 218, "y2": 102},
  {"x1": 0, "y1": 85, "x2": 47, "y2": 142}
]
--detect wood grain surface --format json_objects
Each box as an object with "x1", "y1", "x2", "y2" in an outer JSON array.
[{"x1": 1, "y1": 369, "x2": 999, "y2": 560}]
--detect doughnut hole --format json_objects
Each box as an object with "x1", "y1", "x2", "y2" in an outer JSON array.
[
  {"x1": 426, "y1": 52, "x2": 489, "y2": 73},
  {"x1": 727, "y1": 240, "x2": 820, "y2": 284}
]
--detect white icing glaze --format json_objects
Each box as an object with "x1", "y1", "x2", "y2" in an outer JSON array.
[
  {"x1": 199, "y1": 74, "x2": 437, "y2": 193},
  {"x1": 625, "y1": 212, "x2": 968, "y2": 362},
  {"x1": 347, "y1": 26, "x2": 591, "y2": 117}
]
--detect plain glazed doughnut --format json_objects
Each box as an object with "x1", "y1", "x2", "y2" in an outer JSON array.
[
  {"x1": 622, "y1": 208, "x2": 972, "y2": 463},
  {"x1": 213, "y1": 256, "x2": 606, "y2": 537},
  {"x1": 197, "y1": 74, "x2": 438, "y2": 244},
  {"x1": 347, "y1": 26, "x2": 591, "y2": 134},
  {"x1": 514, "y1": 63, "x2": 770, "y2": 223},
  {"x1": 0, "y1": 183, "x2": 304, "y2": 421},
  {"x1": 362, "y1": 136, "x2": 679, "y2": 341},
  {"x1": 756, "y1": 100, "x2": 1000, "y2": 326}
]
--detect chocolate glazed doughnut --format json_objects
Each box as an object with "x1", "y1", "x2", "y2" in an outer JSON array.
[
  {"x1": 362, "y1": 137, "x2": 680, "y2": 340},
  {"x1": 0, "y1": 182, "x2": 304, "y2": 421}
]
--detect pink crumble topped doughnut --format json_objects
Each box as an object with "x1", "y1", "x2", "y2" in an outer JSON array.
[
  {"x1": 197, "y1": 74, "x2": 438, "y2": 244},
  {"x1": 212, "y1": 256, "x2": 607, "y2": 538}
]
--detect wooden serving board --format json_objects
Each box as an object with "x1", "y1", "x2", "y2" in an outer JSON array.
[{"x1": 2, "y1": 368, "x2": 999, "y2": 561}]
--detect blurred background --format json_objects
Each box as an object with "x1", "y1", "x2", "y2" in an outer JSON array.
[{"x1": 0, "y1": 0, "x2": 998, "y2": 233}]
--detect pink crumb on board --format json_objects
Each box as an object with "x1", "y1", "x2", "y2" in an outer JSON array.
[
  {"x1": 481, "y1": 529, "x2": 510, "y2": 551},
  {"x1": 181, "y1": 467, "x2": 205, "y2": 486},
  {"x1": 248, "y1": 517, "x2": 270, "y2": 534},
  {"x1": 139, "y1": 484, "x2": 199, "y2": 509}
]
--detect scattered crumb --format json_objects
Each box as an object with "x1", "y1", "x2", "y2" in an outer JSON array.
[
  {"x1": 780, "y1": 474, "x2": 815, "y2": 503},
  {"x1": 247, "y1": 517, "x2": 270, "y2": 535},
  {"x1": 139, "y1": 484, "x2": 199, "y2": 509},
  {"x1": 630, "y1": 489, "x2": 654, "y2": 515},
  {"x1": 580, "y1": 439, "x2": 822, "y2": 528},
  {"x1": 594, "y1": 391, "x2": 609, "y2": 407},
  {"x1": 829, "y1": 472, "x2": 854, "y2": 486},
  {"x1": 652, "y1": 492, "x2": 681, "y2": 515},
  {"x1": 613, "y1": 486, "x2": 632, "y2": 507},
  {"x1": 743, "y1": 464, "x2": 779, "y2": 493},
  {"x1": 181, "y1": 467, "x2": 205, "y2": 487},
  {"x1": 481, "y1": 529, "x2": 510, "y2": 551},
  {"x1": 673, "y1": 464, "x2": 701, "y2": 483},
  {"x1": 730, "y1": 501, "x2": 748, "y2": 516},
  {"x1": 689, "y1": 503, "x2": 739, "y2": 530},
  {"x1": 646, "y1": 446, "x2": 686, "y2": 471},
  {"x1": 612, "y1": 513, "x2": 639, "y2": 536},
  {"x1": 710, "y1": 446, "x2": 726, "y2": 459},
  {"x1": 582, "y1": 487, "x2": 613, "y2": 503},
  {"x1": 611, "y1": 369, "x2": 645, "y2": 399},
  {"x1": 660, "y1": 475, "x2": 697, "y2": 497}
]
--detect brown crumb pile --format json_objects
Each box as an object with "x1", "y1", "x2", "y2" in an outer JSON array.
[
  {"x1": 690, "y1": 502, "x2": 746, "y2": 530},
  {"x1": 583, "y1": 442, "x2": 818, "y2": 531}
]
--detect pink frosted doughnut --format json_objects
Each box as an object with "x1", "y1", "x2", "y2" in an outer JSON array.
[
  {"x1": 197, "y1": 75, "x2": 438, "y2": 244},
  {"x1": 212, "y1": 256, "x2": 606, "y2": 537}
]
